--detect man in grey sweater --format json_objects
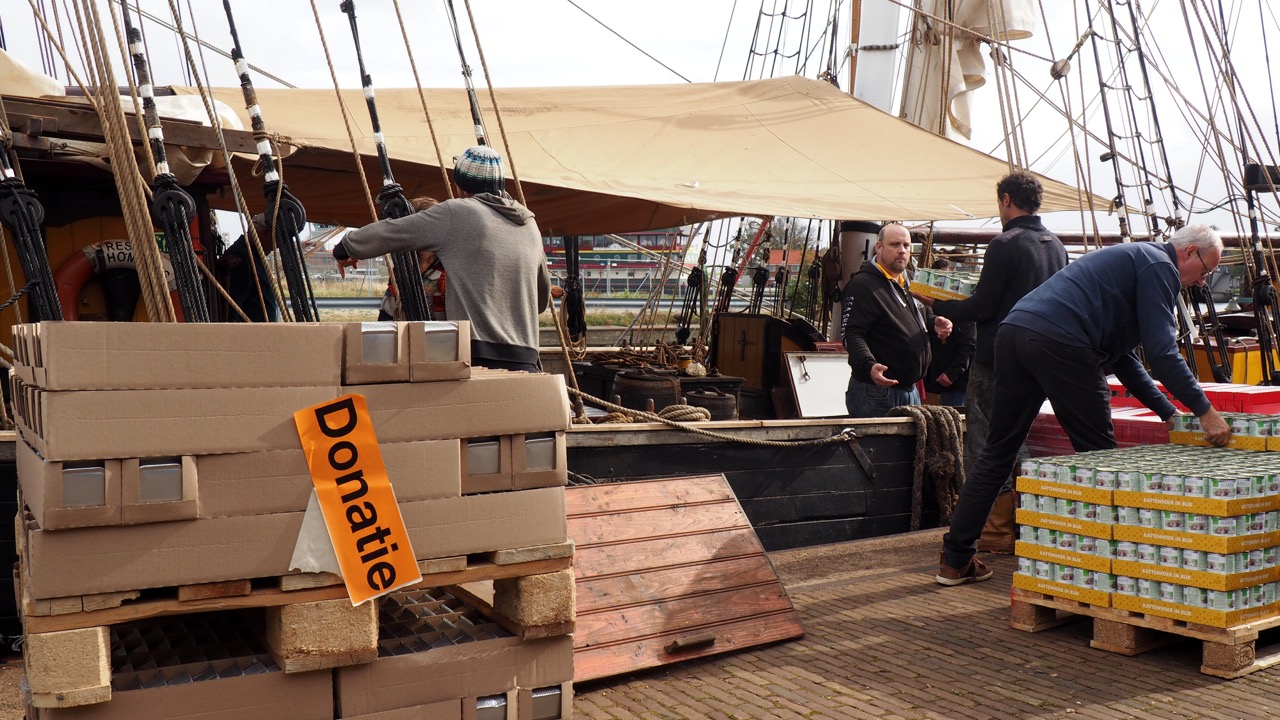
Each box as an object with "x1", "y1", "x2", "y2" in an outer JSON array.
[{"x1": 333, "y1": 146, "x2": 551, "y2": 371}]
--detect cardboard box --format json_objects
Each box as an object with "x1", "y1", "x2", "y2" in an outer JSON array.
[
  {"x1": 353, "y1": 372, "x2": 571, "y2": 443},
  {"x1": 461, "y1": 436, "x2": 513, "y2": 494},
  {"x1": 30, "y1": 663, "x2": 333, "y2": 720},
  {"x1": 25, "y1": 487, "x2": 567, "y2": 599},
  {"x1": 18, "y1": 440, "x2": 122, "y2": 530},
  {"x1": 120, "y1": 456, "x2": 199, "y2": 525},
  {"x1": 512, "y1": 433, "x2": 568, "y2": 491},
  {"x1": 12, "y1": 380, "x2": 340, "y2": 461},
  {"x1": 196, "y1": 440, "x2": 463, "y2": 518},
  {"x1": 343, "y1": 322, "x2": 411, "y2": 384},
  {"x1": 341, "y1": 700, "x2": 463, "y2": 720},
  {"x1": 336, "y1": 635, "x2": 573, "y2": 718},
  {"x1": 12, "y1": 321, "x2": 343, "y2": 390},
  {"x1": 407, "y1": 321, "x2": 472, "y2": 382}
]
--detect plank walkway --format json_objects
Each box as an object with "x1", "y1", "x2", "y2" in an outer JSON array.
[{"x1": 573, "y1": 528, "x2": 1280, "y2": 719}]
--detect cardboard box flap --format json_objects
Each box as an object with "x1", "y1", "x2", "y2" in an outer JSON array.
[{"x1": 14, "y1": 322, "x2": 343, "y2": 390}]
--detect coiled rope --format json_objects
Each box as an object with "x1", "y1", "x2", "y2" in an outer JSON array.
[{"x1": 886, "y1": 404, "x2": 965, "y2": 530}]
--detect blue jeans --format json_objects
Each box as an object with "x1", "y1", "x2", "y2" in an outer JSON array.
[
  {"x1": 938, "y1": 389, "x2": 965, "y2": 407},
  {"x1": 845, "y1": 378, "x2": 921, "y2": 418}
]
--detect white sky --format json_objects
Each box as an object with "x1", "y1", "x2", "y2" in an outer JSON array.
[{"x1": 2, "y1": 0, "x2": 1279, "y2": 241}]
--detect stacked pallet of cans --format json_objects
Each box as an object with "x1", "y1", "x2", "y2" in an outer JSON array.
[
  {"x1": 1014, "y1": 417, "x2": 1280, "y2": 629},
  {"x1": 11, "y1": 320, "x2": 574, "y2": 720}
]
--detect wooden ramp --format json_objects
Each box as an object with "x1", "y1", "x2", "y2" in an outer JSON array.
[{"x1": 567, "y1": 474, "x2": 806, "y2": 682}]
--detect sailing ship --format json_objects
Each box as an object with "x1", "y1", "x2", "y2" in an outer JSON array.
[{"x1": 0, "y1": 0, "x2": 1275, "y2": 553}]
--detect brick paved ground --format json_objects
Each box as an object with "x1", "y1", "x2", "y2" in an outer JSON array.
[{"x1": 574, "y1": 529, "x2": 1280, "y2": 720}]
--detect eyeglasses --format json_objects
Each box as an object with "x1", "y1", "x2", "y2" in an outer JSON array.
[{"x1": 1193, "y1": 247, "x2": 1213, "y2": 279}]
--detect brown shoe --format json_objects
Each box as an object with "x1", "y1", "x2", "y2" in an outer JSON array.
[{"x1": 935, "y1": 556, "x2": 994, "y2": 586}]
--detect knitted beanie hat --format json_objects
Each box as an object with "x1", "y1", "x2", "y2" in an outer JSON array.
[{"x1": 453, "y1": 145, "x2": 504, "y2": 195}]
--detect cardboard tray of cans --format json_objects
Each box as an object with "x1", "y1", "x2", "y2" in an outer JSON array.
[
  {"x1": 1012, "y1": 572, "x2": 1112, "y2": 608},
  {"x1": 1112, "y1": 592, "x2": 1280, "y2": 629},
  {"x1": 1016, "y1": 509, "x2": 1115, "y2": 540},
  {"x1": 1015, "y1": 540, "x2": 1112, "y2": 573},
  {"x1": 1170, "y1": 412, "x2": 1276, "y2": 451},
  {"x1": 909, "y1": 268, "x2": 978, "y2": 300}
]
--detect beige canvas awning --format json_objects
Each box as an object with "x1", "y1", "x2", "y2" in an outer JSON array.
[{"x1": 169, "y1": 75, "x2": 1097, "y2": 234}]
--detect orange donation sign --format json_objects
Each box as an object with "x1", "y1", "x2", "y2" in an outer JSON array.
[{"x1": 294, "y1": 394, "x2": 421, "y2": 604}]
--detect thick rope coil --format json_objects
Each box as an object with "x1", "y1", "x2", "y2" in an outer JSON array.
[
  {"x1": 886, "y1": 404, "x2": 965, "y2": 530},
  {"x1": 657, "y1": 405, "x2": 712, "y2": 422}
]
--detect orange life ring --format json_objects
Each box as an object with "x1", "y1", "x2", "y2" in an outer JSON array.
[{"x1": 53, "y1": 239, "x2": 185, "y2": 321}]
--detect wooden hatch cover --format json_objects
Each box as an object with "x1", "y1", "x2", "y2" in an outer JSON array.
[{"x1": 568, "y1": 474, "x2": 806, "y2": 682}]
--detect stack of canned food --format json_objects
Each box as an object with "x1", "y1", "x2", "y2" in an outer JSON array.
[
  {"x1": 913, "y1": 267, "x2": 979, "y2": 297},
  {"x1": 1014, "y1": 444, "x2": 1280, "y2": 623}
]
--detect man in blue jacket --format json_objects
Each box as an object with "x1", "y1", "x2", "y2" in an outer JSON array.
[{"x1": 935, "y1": 224, "x2": 1232, "y2": 586}]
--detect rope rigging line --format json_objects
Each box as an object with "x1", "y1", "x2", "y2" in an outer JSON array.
[
  {"x1": 1101, "y1": 0, "x2": 1181, "y2": 234},
  {"x1": 221, "y1": 0, "x2": 319, "y2": 323},
  {"x1": 389, "y1": 0, "x2": 453, "y2": 199},
  {"x1": 567, "y1": 387, "x2": 869, "y2": 448},
  {"x1": 0, "y1": 96, "x2": 62, "y2": 322},
  {"x1": 562, "y1": 0, "x2": 691, "y2": 83},
  {"x1": 1207, "y1": 0, "x2": 1280, "y2": 384},
  {"x1": 442, "y1": 0, "x2": 491, "y2": 146},
  {"x1": 338, "y1": 0, "x2": 433, "y2": 323},
  {"x1": 1083, "y1": 0, "x2": 1138, "y2": 241},
  {"x1": 162, "y1": 0, "x2": 291, "y2": 322},
  {"x1": 120, "y1": 2, "x2": 209, "y2": 323},
  {"x1": 459, "y1": 0, "x2": 527, "y2": 207},
  {"x1": 68, "y1": 0, "x2": 174, "y2": 322}
]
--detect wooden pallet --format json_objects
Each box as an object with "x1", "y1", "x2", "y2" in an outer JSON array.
[
  {"x1": 1011, "y1": 587, "x2": 1280, "y2": 678},
  {"x1": 20, "y1": 542, "x2": 573, "y2": 635}
]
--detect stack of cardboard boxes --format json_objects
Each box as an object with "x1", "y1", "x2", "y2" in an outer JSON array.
[{"x1": 10, "y1": 321, "x2": 575, "y2": 719}]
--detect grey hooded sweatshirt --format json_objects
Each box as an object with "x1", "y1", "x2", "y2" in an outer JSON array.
[{"x1": 339, "y1": 193, "x2": 551, "y2": 368}]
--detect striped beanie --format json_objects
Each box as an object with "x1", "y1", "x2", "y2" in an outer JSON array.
[{"x1": 453, "y1": 145, "x2": 504, "y2": 195}]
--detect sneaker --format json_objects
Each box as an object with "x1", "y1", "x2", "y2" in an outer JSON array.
[{"x1": 934, "y1": 555, "x2": 994, "y2": 586}]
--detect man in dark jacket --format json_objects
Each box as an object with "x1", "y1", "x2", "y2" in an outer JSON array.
[
  {"x1": 935, "y1": 225, "x2": 1232, "y2": 586},
  {"x1": 922, "y1": 259, "x2": 975, "y2": 407},
  {"x1": 842, "y1": 223, "x2": 952, "y2": 418},
  {"x1": 914, "y1": 172, "x2": 1068, "y2": 551},
  {"x1": 220, "y1": 213, "x2": 278, "y2": 323}
]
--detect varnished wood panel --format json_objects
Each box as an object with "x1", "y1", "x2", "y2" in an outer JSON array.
[{"x1": 568, "y1": 476, "x2": 804, "y2": 682}]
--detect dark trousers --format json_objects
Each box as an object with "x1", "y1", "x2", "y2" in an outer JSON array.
[
  {"x1": 965, "y1": 361, "x2": 1028, "y2": 493},
  {"x1": 942, "y1": 325, "x2": 1117, "y2": 568}
]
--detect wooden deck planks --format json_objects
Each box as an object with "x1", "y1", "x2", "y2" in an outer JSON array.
[{"x1": 568, "y1": 474, "x2": 805, "y2": 682}]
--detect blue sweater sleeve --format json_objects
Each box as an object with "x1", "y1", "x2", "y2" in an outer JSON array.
[
  {"x1": 1135, "y1": 267, "x2": 1212, "y2": 417},
  {"x1": 1112, "y1": 351, "x2": 1178, "y2": 419}
]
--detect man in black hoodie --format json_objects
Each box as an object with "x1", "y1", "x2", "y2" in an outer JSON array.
[{"x1": 842, "y1": 223, "x2": 953, "y2": 417}]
